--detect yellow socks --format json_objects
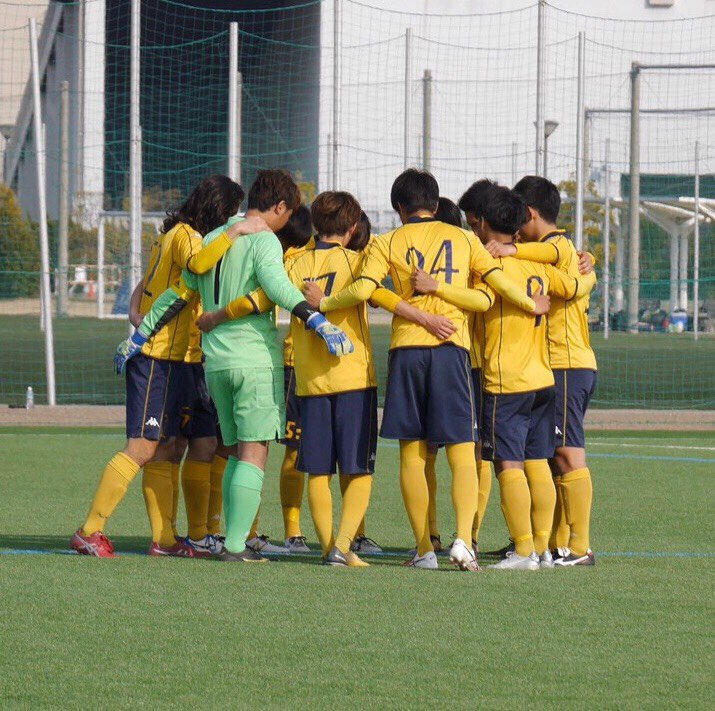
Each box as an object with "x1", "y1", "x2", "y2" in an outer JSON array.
[
  {"x1": 207, "y1": 455, "x2": 227, "y2": 536},
  {"x1": 170, "y1": 463, "x2": 180, "y2": 539},
  {"x1": 280, "y1": 448, "x2": 304, "y2": 539},
  {"x1": 473, "y1": 459, "x2": 492, "y2": 543},
  {"x1": 182, "y1": 460, "x2": 211, "y2": 541},
  {"x1": 445, "y1": 442, "x2": 478, "y2": 545},
  {"x1": 142, "y1": 461, "x2": 176, "y2": 547},
  {"x1": 524, "y1": 459, "x2": 556, "y2": 555},
  {"x1": 83, "y1": 452, "x2": 141, "y2": 535},
  {"x1": 562, "y1": 467, "x2": 593, "y2": 556},
  {"x1": 308, "y1": 474, "x2": 334, "y2": 556},
  {"x1": 340, "y1": 474, "x2": 367, "y2": 538},
  {"x1": 425, "y1": 448, "x2": 439, "y2": 539},
  {"x1": 497, "y1": 468, "x2": 534, "y2": 557},
  {"x1": 550, "y1": 474, "x2": 570, "y2": 550},
  {"x1": 399, "y1": 440, "x2": 432, "y2": 556},
  {"x1": 335, "y1": 475, "x2": 372, "y2": 555},
  {"x1": 248, "y1": 512, "x2": 260, "y2": 541}
]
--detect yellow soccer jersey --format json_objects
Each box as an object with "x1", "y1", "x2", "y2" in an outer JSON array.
[
  {"x1": 286, "y1": 241, "x2": 376, "y2": 397},
  {"x1": 515, "y1": 230, "x2": 597, "y2": 370},
  {"x1": 469, "y1": 310, "x2": 485, "y2": 370},
  {"x1": 184, "y1": 301, "x2": 203, "y2": 364},
  {"x1": 482, "y1": 256, "x2": 583, "y2": 395},
  {"x1": 351, "y1": 217, "x2": 503, "y2": 352},
  {"x1": 282, "y1": 240, "x2": 314, "y2": 368},
  {"x1": 140, "y1": 223, "x2": 203, "y2": 361}
]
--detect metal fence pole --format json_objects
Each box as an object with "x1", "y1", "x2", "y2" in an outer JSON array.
[
  {"x1": 58, "y1": 80, "x2": 70, "y2": 317},
  {"x1": 574, "y1": 32, "x2": 586, "y2": 250},
  {"x1": 693, "y1": 140, "x2": 700, "y2": 340},
  {"x1": 97, "y1": 217, "x2": 105, "y2": 318},
  {"x1": 332, "y1": 0, "x2": 340, "y2": 190},
  {"x1": 129, "y1": 0, "x2": 142, "y2": 324},
  {"x1": 535, "y1": 0, "x2": 545, "y2": 175},
  {"x1": 228, "y1": 23, "x2": 240, "y2": 183},
  {"x1": 603, "y1": 138, "x2": 610, "y2": 339},
  {"x1": 404, "y1": 28, "x2": 413, "y2": 170},
  {"x1": 29, "y1": 18, "x2": 56, "y2": 406},
  {"x1": 422, "y1": 69, "x2": 432, "y2": 172},
  {"x1": 627, "y1": 62, "x2": 641, "y2": 333}
]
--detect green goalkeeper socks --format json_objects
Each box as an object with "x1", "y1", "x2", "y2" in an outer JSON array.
[{"x1": 224, "y1": 460, "x2": 265, "y2": 553}]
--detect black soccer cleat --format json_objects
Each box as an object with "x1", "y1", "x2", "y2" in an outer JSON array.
[
  {"x1": 484, "y1": 540, "x2": 515, "y2": 558},
  {"x1": 323, "y1": 546, "x2": 349, "y2": 567},
  {"x1": 216, "y1": 547, "x2": 268, "y2": 563},
  {"x1": 554, "y1": 549, "x2": 596, "y2": 567}
]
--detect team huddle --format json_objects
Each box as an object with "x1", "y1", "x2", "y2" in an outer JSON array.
[{"x1": 70, "y1": 167, "x2": 597, "y2": 571}]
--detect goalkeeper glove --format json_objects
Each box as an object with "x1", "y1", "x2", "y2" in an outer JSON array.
[
  {"x1": 306, "y1": 313, "x2": 354, "y2": 357},
  {"x1": 114, "y1": 331, "x2": 148, "y2": 374}
]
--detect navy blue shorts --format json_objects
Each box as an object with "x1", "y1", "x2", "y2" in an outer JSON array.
[
  {"x1": 179, "y1": 363, "x2": 217, "y2": 440},
  {"x1": 125, "y1": 353, "x2": 181, "y2": 441},
  {"x1": 278, "y1": 366, "x2": 301, "y2": 448},
  {"x1": 471, "y1": 368, "x2": 483, "y2": 437},
  {"x1": 381, "y1": 345, "x2": 477, "y2": 444},
  {"x1": 481, "y1": 387, "x2": 555, "y2": 462},
  {"x1": 297, "y1": 388, "x2": 377, "y2": 475},
  {"x1": 554, "y1": 369, "x2": 597, "y2": 450}
]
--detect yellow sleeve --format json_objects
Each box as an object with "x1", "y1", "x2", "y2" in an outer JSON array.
[
  {"x1": 469, "y1": 237, "x2": 502, "y2": 279},
  {"x1": 172, "y1": 226, "x2": 201, "y2": 270},
  {"x1": 434, "y1": 283, "x2": 493, "y2": 313},
  {"x1": 587, "y1": 251, "x2": 597, "y2": 267},
  {"x1": 514, "y1": 241, "x2": 560, "y2": 266},
  {"x1": 577, "y1": 269, "x2": 598, "y2": 297},
  {"x1": 369, "y1": 287, "x2": 401, "y2": 314},
  {"x1": 483, "y1": 269, "x2": 536, "y2": 313},
  {"x1": 225, "y1": 288, "x2": 275, "y2": 321},
  {"x1": 543, "y1": 264, "x2": 597, "y2": 300},
  {"x1": 186, "y1": 232, "x2": 233, "y2": 275}
]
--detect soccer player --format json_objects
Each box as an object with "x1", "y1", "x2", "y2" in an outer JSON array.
[
  {"x1": 490, "y1": 175, "x2": 598, "y2": 566},
  {"x1": 413, "y1": 185, "x2": 595, "y2": 570},
  {"x1": 71, "y1": 175, "x2": 248, "y2": 557},
  {"x1": 122, "y1": 169, "x2": 353, "y2": 563},
  {"x1": 304, "y1": 169, "x2": 550, "y2": 571}
]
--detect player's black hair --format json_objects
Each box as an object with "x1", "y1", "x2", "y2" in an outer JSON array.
[
  {"x1": 482, "y1": 186, "x2": 530, "y2": 236},
  {"x1": 162, "y1": 175, "x2": 244, "y2": 236},
  {"x1": 457, "y1": 179, "x2": 499, "y2": 219},
  {"x1": 435, "y1": 197, "x2": 463, "y2": 228},
  {"x1": 276, "y1": 204, "x2": 313, "y2": 250},
  {"x1": 512, "y1": 175, "x2": 561, "y2": 223},
  {"x1": 247, "y1": 169, "x2": 302, "y2": 212},
  {"x1": 347, "y1": 211, "x2": 372, "y2": 252},
  {"x1": 390, "y1": 168, "x2": 439, "y2": 215}
]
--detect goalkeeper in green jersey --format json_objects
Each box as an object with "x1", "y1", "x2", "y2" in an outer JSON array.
[{"x1": 120, "y1": 170, "x2": 353, "y2": 562}]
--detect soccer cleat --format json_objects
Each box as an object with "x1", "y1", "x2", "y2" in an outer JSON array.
[
  {"x1": 246, "y1": 535, "x2": 290, "y2": 554},
  {"x1": 207, "y1": 534, "x2": 225, "y2": 555},
  {"x1": 539, "y1": 549, "x2": 555, "y2": 569},
  {"x1": 402, "y1": 551, "x2": 439, "y2": 570},
  {"x1": 408, "y1": 535, "x2": 442, "y2": 556},
  {"x1": 148, "y1": 540, "x2": 195, "y2": 558},
  {"x1": 485, "y1": 540, "x2": 516, "y2": 558},
  {"x1": 551, "y1": 546, "x2": 570, "y2": 563},
  {"x1": 554, "y1": 549, "x2": 596, "y2": 567},
  {"x1": 350, "y1": 535, "x2": 383, "y2": 554},
  {"x1": 488, "y1": 551, "x2": 540, "y2": 571},
  {"x1": 70, "y1": 529, "x2": 116, "y2": 558},
  {"x1": 284, "y1": 536, "x2": 311, "y2": 553},
  {"x1": 217, "y1": 547, "x2": 268, "y2": 563},
  {"x1": 449, "y1": 538, "x2": 481, "y2": 572},
  {"x1": 324, "y1": 546, "x2": 349, "y2": 567},
  {"x1": 183, "y1": 536, "x2": 214, "y2": 558},
  {"x1": 345, "y1": 551, "x2": 370, "y2": 568}
]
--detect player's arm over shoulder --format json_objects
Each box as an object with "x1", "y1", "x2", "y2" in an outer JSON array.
[
  {"x1": 514, "y1": 237, "x2": 562, "y2": 267},
  {"x1": 544, "y1": 262, "x2": 597, "y2": 300},
  {"x1": 252, "y1": 231, "x2": 305, "y2": 312}
]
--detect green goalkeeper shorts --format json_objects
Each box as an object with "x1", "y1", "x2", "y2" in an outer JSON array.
[{"x1": 206, "y1": 366, "x2": 284, "y2": 445}]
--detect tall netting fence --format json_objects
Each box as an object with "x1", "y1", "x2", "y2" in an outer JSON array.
[{"x1": 0, "y1": 0, "x2": 713, "y2": 408}]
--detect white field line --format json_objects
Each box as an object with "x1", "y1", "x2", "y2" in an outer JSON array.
[{"x1": 587, "y1": 440, "x2": 715, "y2": 452}]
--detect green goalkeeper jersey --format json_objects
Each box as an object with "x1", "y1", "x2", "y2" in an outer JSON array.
[{"x1": 182, "y1": 216, "x2": 305, "y2": 373}]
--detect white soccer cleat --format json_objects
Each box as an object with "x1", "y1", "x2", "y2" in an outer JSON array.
[
  {"x1": 539, "y1": 549, "x2": 555, "y2": 569},
  {"x1": 207, "y1": 534, "x2": 224, "y2": 555},
  {"x1": 350, "y1": 535, "x2": 383, "y2": 554},
  {"x1": 246, "y1": 535, "x2": 290, "y2": 554},
  {"x1": 488, "y1": 551, "x2": 540, "y2": 571},
  {"x1": 284, "y1": 536, "x2": 311, "y2": 553},
  {"x1": 402, "y1": 550, "x2": 439, "y2": 570},
  {"x1": 183, "y1": 536, "x2": 214, "y2": 558},
  {"x1": 449, "y1": 538, "x2": 480, "y2": 571}
]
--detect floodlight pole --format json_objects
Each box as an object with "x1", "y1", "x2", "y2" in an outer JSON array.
[
  {"x1": 404, "y1": 28, "x2": 413, "y2": 170},
  {"x1": 574, "y1": 32, "x2": 586, "y2": 250},
  {"x1": 58, "y1": 80, "x2": 70, "y2": 317},
  {"x1": 97, "y1": 218, "x2": 105, "y2": 318},
  {"x1": 627, "y1": 62, "x2": 641, "y2": 333},
  {"x1": 332, "y1": 0, "x2": 340, "y2": 190},
  {"x1": 603, "y1": 138, "x2": 610, "y2": 340},
  {"x1": 129, "y1": 0, "x2": 142, "y2": 330},
  {"x1": 535, "y1": 0, "x2": 545, "y2": 175},
  {"x1": 422, "y1": 69, "x2": 432, "y2": 172},
  {"x1": 693, "y1": 140, "x2": 700, "y2": 340},
  {"x1": 29, "y1": 18, "x2": 56, "y2": 406},
  {"x1": 228, "y1": 23, "x2": 241, "y2": 184}
]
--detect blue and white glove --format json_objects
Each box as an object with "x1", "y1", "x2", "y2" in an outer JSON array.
[
  {"x1": 306, "y1": 313, "x2": 354, "y2": 357},
  {"x1": 113, "y1": 331, "x2": 148, "y2": 374}
]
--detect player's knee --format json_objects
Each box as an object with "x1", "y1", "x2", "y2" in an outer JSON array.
[
  {"x1": 552, "y1": 447, "x2": 586, "y2": 473},
  {"x1": 187, "y1": 436, "x2": 217, "y2": 463},
  {"x1": 124, "y1": 437, "x2": 160, "y2": 467}
]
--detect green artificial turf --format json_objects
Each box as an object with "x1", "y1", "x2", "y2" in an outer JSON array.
[{"x1": 0, "y1": 428, "x2": 713, "y2": 708}]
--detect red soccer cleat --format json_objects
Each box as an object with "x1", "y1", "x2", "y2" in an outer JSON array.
[
  {"x1": 70, "y1": 529, "x2": 117, "y2": 558},
  {"x1": 148, "y1": 540, "x2": 195, "y2": 558}
]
